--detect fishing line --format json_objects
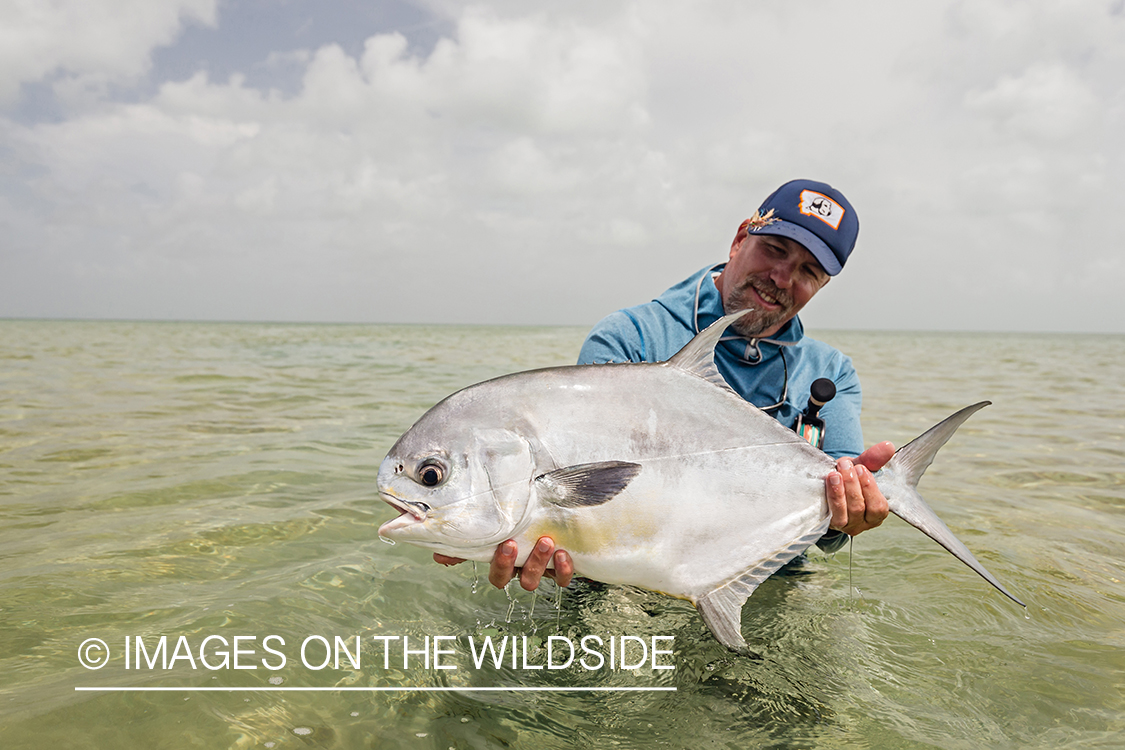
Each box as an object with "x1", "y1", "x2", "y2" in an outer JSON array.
[
  {"x1": 848, "y1": 534, "x2": 864, "y2": 601},
  {"x1": 848, "y1": 534, "x2": 853, "y2": 600}
]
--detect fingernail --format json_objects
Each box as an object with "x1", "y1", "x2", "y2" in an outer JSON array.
[
  {"x1": 502, "y1": 541, "x2": 517, "y2": 557},
  {"x1": 829, "y1": 473, "x2": 842, "y2": 487},
  {"x1": 536, "y1": 538, "x2": 552, "y2": 553}
]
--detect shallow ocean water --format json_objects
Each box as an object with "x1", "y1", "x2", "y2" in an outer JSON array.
[{"x1": 1, "y1": 320, "x2": 1122, "y2": 749}]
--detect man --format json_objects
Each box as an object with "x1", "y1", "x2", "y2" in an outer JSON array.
[{"x1": 435, "y1": 178, "x2": 893, "y2": 590}]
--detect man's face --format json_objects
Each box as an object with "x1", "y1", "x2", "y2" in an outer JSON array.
[{"x1": 715, "y1": 230, "x2": 830, "y2": 338}]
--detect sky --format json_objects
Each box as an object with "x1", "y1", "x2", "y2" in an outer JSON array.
[{"x1": 2, "y1": 0, "x2": 1123, "y2": 333}]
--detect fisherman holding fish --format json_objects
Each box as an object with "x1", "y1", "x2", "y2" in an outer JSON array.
[{"x1": 435, "y1": 179, "x2": 895, "y2": 591}]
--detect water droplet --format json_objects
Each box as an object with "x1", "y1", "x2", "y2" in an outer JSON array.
[
  {"x1": 504, "y1": 581, "x2": 516, "y2": 623},
  {"x1": 268, "y1": 675, "x2": 284, "y2": 685},
  {"x1": 293, "y1": 727, "x2": 313, "y2": 736},
  {"x1": 471, "y1": 561, "x2": 479, "y2": 594}
]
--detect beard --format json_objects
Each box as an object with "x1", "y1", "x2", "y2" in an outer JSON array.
[{"x1": 721, "y1": 275, "x2": 796, "y2": 338}]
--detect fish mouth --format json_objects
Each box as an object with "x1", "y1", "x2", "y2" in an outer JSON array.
[{"x1": 377, "y1": 491, "x2": 430, "y2": 536}]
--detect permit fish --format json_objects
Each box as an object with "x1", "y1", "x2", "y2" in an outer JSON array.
[{"x1": 377, "y1": 310, "x2": 1024, "y2": 652}]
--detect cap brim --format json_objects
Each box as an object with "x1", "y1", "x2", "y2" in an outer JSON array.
[{"x1": 750, "y1": 220, "x2": 843, "y2": 276}]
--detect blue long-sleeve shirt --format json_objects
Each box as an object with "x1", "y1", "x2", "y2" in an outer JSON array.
[{"x1": 576, "y1": 264, "x2": 863, "y2": 554}]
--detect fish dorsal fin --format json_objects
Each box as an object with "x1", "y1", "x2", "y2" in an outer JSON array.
[
  {"x1": 534, "y1": 461, "x2": 642, "y2": 508},
  {"x1": 665, "y1": 310, "x2": 752, "y2": 392},
  {"x1": 695, "y1": 521, "x2": 828, "y2": 653}
]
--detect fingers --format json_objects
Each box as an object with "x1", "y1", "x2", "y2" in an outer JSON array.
[
  {"x1": 433, "y1": 553, "x2": 466, "y2": 566},
  {"x1": 519, "y1": 537, "x2": 555, "y2": 592},
  {"x1": 855, "y1": 441, "x2": 895, "y2": 472},
  {"x1": 479, "y1": 538, "x2": 573, "y2": 591},
  {"x1": 547, "y1": 550, "x2": 574, "y2": 588},
  {"x1": 855, "y1": 463, "x2": 889, "y2": 530},
  {"x1": 826, "y1": 457, "x2": 861, "y2": 533},
  {"x1": 826, "y1": 468, "x2": 847, "y2": 531},
  {"x1": 826, "y1": 456, "x2": 890, "y2": 536},
  {"x1": 843, "y1": 459, "x2": 866, "y2": 531},
  {"x1": 488, "y1": 540, "x2": 518, "y2": 589}
]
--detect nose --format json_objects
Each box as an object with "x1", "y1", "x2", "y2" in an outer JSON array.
[{"x1": 769, "y1": 260, "x2": 797, "y2": 289}]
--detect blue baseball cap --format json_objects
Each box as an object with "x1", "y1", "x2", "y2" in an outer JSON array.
[{"x1": 745, "y1": 179, "x2": 859, "y2": 276}]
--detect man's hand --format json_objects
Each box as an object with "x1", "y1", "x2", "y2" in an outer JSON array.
[
  {"x1": 432, "y1": 537, "x2": 574, "y2": 591},
  {"x1": 826, "y1": 441, "x2": 894, "y2": 536}
]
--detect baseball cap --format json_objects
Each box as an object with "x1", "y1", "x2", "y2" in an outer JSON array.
[{"x1": 745, "y1": 179, "x2": 859, "y2": 276}]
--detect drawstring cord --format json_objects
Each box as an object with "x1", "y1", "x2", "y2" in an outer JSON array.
[{"x1": 693, "y1": 264, "x2": 793, "y2": 412}]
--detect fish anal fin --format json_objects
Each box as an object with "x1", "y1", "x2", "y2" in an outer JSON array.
[
  {"x1": 696, "y1": 587, "x2": 753, "y2": 653},
  {"x1": 696, "y1": 523, "x2": 829, "y2": 654},
  {"x1": 534, "y1": 461, "x2": 642, "y2": 508}
]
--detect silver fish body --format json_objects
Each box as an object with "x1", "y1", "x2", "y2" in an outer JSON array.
[{"x1": 377, "y1": 311, "x2": 1024, "y2": 652}]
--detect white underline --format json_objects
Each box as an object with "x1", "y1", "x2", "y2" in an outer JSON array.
[{"x1": 75, "y1": 686, "x2": 675, "y2": 692}]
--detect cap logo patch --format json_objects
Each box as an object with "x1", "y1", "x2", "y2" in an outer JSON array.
[{"x1": 799, "y1": 190, "x2": 844, "y2": 230}]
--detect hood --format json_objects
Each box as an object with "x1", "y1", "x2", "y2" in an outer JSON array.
[{"x1": 653, "y1": 263, "x2": 804, "y2": 366}]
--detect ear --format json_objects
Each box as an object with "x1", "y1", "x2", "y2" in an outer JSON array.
[{"x1": 730, "y1": 220, "x2": 750, "y2": 258}]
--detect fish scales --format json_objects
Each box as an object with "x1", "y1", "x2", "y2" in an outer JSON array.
[{"x1": 377, "y1": 311, "x2": 1025, "y2": 652}]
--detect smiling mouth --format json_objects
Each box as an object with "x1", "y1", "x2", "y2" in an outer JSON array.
[{"x1": 749, "y1": 282, "x2": 788, "y2": 309}]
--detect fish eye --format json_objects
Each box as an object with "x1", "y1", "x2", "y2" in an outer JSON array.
[{"x1": 418, "y1": 461, "x2": 445, "y2": 487}]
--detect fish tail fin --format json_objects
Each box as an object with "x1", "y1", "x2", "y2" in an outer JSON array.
[{"x1": 880, "y1": 401, "x2": 1025, "y2": 607}]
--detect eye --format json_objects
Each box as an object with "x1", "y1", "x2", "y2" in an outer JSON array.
[
  {"x1": 803, "y1": 266, "x2": 829, "y2": 285},
  {"x1": 418, "y1": 462, "x2": 445, "y2": 487}
]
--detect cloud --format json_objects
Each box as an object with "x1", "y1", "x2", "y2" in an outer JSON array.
[
  {"x1": 0, "y1": 0, "x2": 217, "y2": 104},
  {"x1": 965, "y1": 63, "x2": 1098, "y2": 142},
  {"x1": 2, "y1": 0, "x2": 1124, "y2": 331}
]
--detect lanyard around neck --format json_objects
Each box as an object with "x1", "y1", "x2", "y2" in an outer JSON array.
[{"x1": 692, "y1": 263, "x2": 791, "y2": 412}]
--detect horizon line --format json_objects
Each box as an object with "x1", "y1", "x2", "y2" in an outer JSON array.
[{"x1": 0, "y1": 315, "x2": 1115, "y2": 337}]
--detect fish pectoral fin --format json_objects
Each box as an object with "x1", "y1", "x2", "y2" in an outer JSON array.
[
  {"x1": 534, "y1": 461, "x2": 642, "y2": 508},
  {"x1": 697, "y1": 524, "x2": 829, "y2": 654}
]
